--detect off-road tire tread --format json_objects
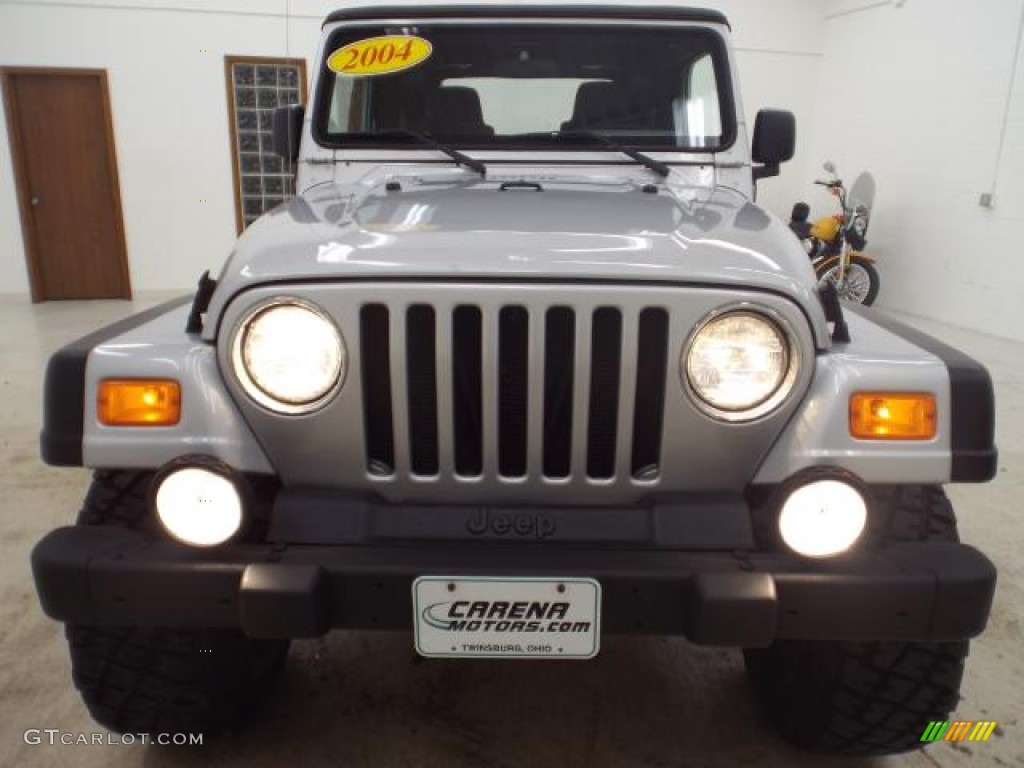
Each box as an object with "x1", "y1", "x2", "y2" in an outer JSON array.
[
  {"x1": 745, "y1": 484, "x2": 969, "y2": 756},
  {"x1": 67, "y1": 624, "x2": 287, "y2": 734},
  {"x1": 75, "y1": 470, "x2": 154, "y2": 529},
  {"x1": 874, "y1": 484, "x2": 958, "y2": 544}
]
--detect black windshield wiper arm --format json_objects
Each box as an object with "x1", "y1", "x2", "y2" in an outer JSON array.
[
  {"x1": 371, "y1": 129, "x2": 486, "y2": 176},
  {"x1": 556, "y1": 130, "x2": 670, "y2": 178}
]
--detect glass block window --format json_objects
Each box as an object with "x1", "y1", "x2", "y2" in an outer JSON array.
[{"x1": 225, "y1": 56, "x2": 307, "y2": 231}]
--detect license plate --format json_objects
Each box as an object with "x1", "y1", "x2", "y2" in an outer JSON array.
[{"x1": 413, "y1": 576, "x2": 601, "y2": 659}]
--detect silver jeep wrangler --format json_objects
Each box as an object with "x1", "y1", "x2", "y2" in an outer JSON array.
[{"x1": 32, "y1": 4, "x2": 997, "y2": 756}]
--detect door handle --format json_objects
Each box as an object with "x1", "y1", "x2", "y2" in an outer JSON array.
[{"x1": 31, "y1": 196, "x2": 40, "y2": 206}]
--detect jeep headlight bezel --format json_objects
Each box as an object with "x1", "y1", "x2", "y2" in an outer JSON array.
[
  {"x1": 230, "y1": 298, "x2": 346, "y2": 414},
  {"x1": 682, "y1": 306, "x2": 800, "y2": 422}
]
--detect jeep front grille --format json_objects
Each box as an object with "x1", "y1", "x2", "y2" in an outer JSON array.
[{"x1": 359, "y1": 303, "x2": 669, "y2": 483}]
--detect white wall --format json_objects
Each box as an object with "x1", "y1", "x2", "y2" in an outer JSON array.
[
  {"x1": 0, "y1": 0, "x2": 327, "y2": 296},
  {"x1": 810, "y1": 0, "x2": 1024, "y2": 342},
  {"x1": 0, "y1": 0, "x2": 825, "y2": 296}
]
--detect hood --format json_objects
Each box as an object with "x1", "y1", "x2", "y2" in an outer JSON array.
[{"x1": 204, "y1": 177, "x2": 828, "y2": 345}]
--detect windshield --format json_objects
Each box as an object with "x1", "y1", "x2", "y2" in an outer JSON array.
[
  {"x1": 313, "y1": 23, "x2": 735, "y2": 152},
  {"x1": 848, "y1": 172, "x2": 876, "y2": 212}
]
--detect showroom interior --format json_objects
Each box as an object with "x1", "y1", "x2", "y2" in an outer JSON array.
[{"x1": 1, "y1": 0, "x2": 1021, "y2": 766}]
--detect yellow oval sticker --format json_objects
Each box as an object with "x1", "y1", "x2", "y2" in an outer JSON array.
[{"x1": 327, "y1": 36, "x2": 433, "y2": 77}]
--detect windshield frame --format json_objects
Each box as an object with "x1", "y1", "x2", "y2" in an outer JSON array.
[{"x1": 310, "y1": 18, "x2": 738, "y2": 156}]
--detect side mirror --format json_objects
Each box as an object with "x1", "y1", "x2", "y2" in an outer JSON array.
[
  {"x1": 271, "y1": 104, "x2": 304, "y2": 164},
  {"x1": 751, "y1": 109, "x2": 796, "y2": 182}
]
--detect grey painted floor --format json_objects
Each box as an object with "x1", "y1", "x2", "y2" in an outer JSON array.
[{"x1": 0, "y1": 294, "x2": 1021, "y2": 768}]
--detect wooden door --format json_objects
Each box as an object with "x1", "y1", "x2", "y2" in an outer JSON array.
[{"x1": 2, "y1": 68, "x2": 131, "y2": 301}]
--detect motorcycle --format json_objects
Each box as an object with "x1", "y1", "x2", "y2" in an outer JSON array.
[{"x1": 789, "y1": 162, "x2": 880, "y2": 306}]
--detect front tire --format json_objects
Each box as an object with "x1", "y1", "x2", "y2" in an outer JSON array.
[
  {"x1": 67, "y1": 470, "x2": 289, "y2": 734},
  {"x1": 68, "y1": 625, "x2": 288, "y2": 735},
  {"x1": 745, "y1": 639, "x2": 968, "y2": 755},
  {"x1": 816, "y1": 255, "x2": 880, "y2": 306},
  {"x1": 744, "y1": 485, "x2": 969, "y2": 756}
]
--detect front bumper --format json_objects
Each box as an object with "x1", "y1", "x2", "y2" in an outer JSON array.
[{"x1": 32, "y1": 526, "x2": 995, "y2": 647}]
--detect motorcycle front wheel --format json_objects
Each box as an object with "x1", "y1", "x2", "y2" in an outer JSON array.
[{"x1": 816, "y1": 256, "x2": 880, "y2": 306}]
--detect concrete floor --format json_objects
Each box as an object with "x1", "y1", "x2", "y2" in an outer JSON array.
[{"x1": 0, "y1": 293, "x2": 1021, "y2": 768}]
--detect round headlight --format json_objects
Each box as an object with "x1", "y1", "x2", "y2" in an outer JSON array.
[
  {"x1": 852, "y1": 214, "x2": 868, "y2": 237},
  {"x1": 232, "y1": 300, "x2": 345, "y2": 413},
  {"x1": 684, "y1": 310, "x2": 797, "y2": 420},
  {"x1": 778, "y1": 479, "x2": 868, "y2": 558}
]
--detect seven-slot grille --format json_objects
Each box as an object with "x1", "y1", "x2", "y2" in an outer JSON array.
[{"x1": 359, "y1": 303, "x2": 670, "y2": 483}]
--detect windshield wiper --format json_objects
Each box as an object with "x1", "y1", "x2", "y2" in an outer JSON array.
[
  {"x1": 371, "y1": 129, "x2": 486, "y2": 176},
  {"x1": 556, "y1": 130, "x2": 670, "y2": 178}
]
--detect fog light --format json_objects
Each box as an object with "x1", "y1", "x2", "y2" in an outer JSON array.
[
  {"x1": 778, "y1": 479, "x2": 867, "y2": 558},
  {"x1": 154, "y1": 465, "x2": 243, "y2": 547}
]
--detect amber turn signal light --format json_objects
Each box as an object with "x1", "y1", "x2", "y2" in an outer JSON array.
[
  {"x1": 850, "y1": 392, "x2": 936, "y2": 440},
  {"x1": 98, "y1": 380, "x2": 181, "y2": 426}
]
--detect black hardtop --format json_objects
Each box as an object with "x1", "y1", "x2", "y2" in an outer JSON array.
[{"x1": 324, "y1": 5, "x2": 730, "y2": 28}]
